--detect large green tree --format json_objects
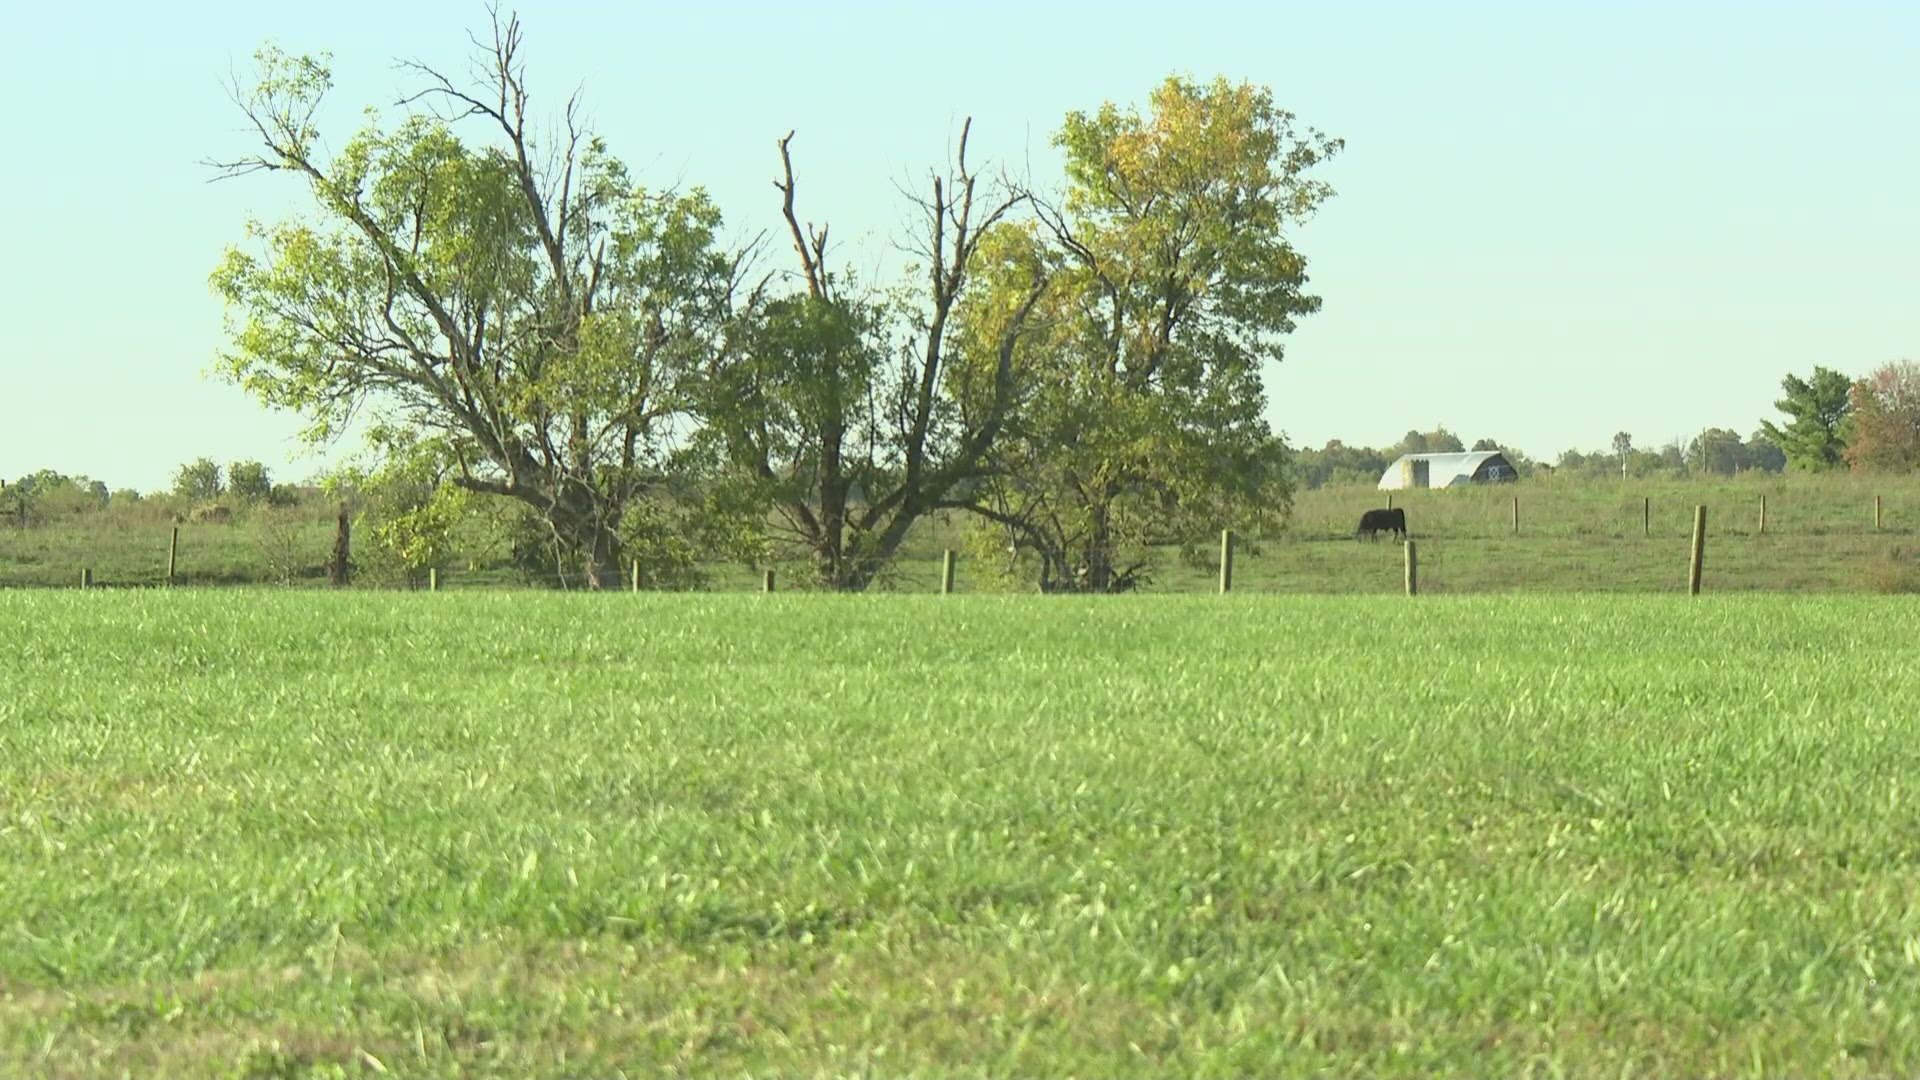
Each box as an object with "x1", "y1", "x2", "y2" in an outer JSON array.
[
  {"x1": 963, "y1": 76, "x2": 1339, "y2": 591},
  {"x1": 209, "y1": 15, "x2": 737, "y2": 587},
  {"x1": 1759, "y1": 366, "x2": 1851, "y2": 471},
  {"x1": 698, "y1": 126, "x2": 1046, "y2": 590}
]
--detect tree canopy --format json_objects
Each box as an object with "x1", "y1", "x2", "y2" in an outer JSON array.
[
  {"x1": 1759, "y1": 366, "x2": 1852, "y2": 471},
  {"x1": 208, "y1": 18, "x2": 1351, "y2": 590},
  {"x1": 697, "y1": 126, "x2": 1046, "y2": 590},
  {"x1": 962, "y1": 76, "x2": 1340, "y2": 591},
  {"x1": 1843, "y1": 361, "x2": 1920, "y2": 473},
  {"x1": 210, "y1": 16, "x2": 738, "y2": 587}
]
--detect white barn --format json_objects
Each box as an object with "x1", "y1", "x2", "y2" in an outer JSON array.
[{"x1": 1377, "y1": 451, "x2": 1518, "y2": 490}]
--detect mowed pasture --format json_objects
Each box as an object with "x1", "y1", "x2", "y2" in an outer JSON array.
[
  {"x1": 4, "y1": 473, "x2": 1920, "y2": 592},
  {"x1": 4, "y1": 592, "x2": 1920, "y2": 1076}
]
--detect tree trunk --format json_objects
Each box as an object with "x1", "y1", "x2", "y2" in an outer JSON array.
[
  {"x1": 548, "y1": 493, "x2": 624, "y2": 591},
  {"x1": 328, "y1": 508, "x2": 352, "y2": 587},
  {"x1": 1077, "y1": 493, "x2": 1119, "y2": 592},
  {"x1": 581, "y1": 523, "x2": 622, "y2": 590},
  {"x1": 1083, "y1": 518, "x2": 1114, "y2": 592}
]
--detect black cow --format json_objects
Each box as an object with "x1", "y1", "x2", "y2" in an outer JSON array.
[{"x1": 1355, "y1": 507, "x2": 1407, "y2": 541}]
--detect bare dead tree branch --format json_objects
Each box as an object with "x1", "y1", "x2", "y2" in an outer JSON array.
[{"x1": 774, "y1": 132, "x2": 830, "y2": 300}]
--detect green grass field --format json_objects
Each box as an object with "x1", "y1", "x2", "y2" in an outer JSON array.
[
  {"x1": 5, "y1": 592, "x2": 1919, "y2": 1076},
  {"x1": 5, "y1": 474, "x2": 1919, "y2": 593}
]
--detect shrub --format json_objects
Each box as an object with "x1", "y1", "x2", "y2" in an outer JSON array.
[
  {"x1": 1857, "y1": 545, "x2": 1920, "y2": 594},
  {"x1": 173, "y1": 458, "x2": 225, "y2": 501},
  {"x1": 228, "y1": 461, "x2": 273, "y2": 504}
]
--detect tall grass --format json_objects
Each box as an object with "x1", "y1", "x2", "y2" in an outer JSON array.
[{"x1": 4, "y1": 592, "x2": 1919, "y2": 1075}]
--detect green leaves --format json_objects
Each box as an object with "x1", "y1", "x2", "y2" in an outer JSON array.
[
  {"x1": 694, "y1": 125, "x2": 1047, "y2": 590},
  {"x1": 972, "y1": 76, "x2": 1337, "y2": 590},
  {"x1": 172, "y1": 458, "x2": 225, "y2": 502},
  {"x1": 212, "y1": 37, "x2": 1336, "y2": 593},
  {"x1": 211, "y1": 20, "x2": 741, "y2": 586},
  {"x1": 233, "y1": 46, "x2": 333, "y2": 165},
  {"x1": 1054, "y1": 76, "x2": 1338, "y2": 376},
  {"x1": 1760, "y1": 366, "x2": 1853, "y2": 471}
]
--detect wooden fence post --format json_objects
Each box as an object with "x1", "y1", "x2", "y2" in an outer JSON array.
[
  {"x1": 1511, "y1": 495, "x2": 1520, "y2": 535},
  {"x1": 80, "y1": 568, "x2": 92, "y2": 590},
  {"x1": 1875, "y1": 495, "x2": 1883, "y2": 530},
  {"x1": 167, "y1": 526, "x2": 179, "y2": 586},
  {"x1": 1643, "y1": 496, "x2": 1650, "y2": 537},
  {"x1": 1218, "y1": 529, "x2": 1235, "y2": 594},
  {"x1": 1759, "y1": 494, "x2": 1767, "y2": 535},
  {"x1": 763, "y1": 569, "x2": 776, "y2": 593},
  {"x1": 631, "y1": 559, "x2": 642, "y2": 592},
  {"x1": 1404, "y1": 540, "x2": 1418, "y2": 596},
  {"x1": 941, "y1": 550, "x2": 956, "y2": 595},
  {"x1": 1385, "y1": 493, "x2": 1393, "y2": 510},
  {"x1": 1688, "y1": 505, "x2": 1707, "y2": 595},
  {"x1": 428, "y1": 567, "x2": 439, "y2": 592}
]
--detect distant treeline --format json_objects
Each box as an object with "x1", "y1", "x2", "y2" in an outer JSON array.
[
  {"x1": 0, "y1": 428, "x2": 1787, "y2": 522},
  {"x1": 0, "y1": 410, "x2": 1866, "y2": 527},
  {"x1": 0, "y1": 457, "x2": 299, "y2": 528},
  {"x1": 1290, "y1": 426, "x2": 1787, "y2": 489},
  {"x1": 1294, "y1": 362, "x2": 1920, "y2": 490}
]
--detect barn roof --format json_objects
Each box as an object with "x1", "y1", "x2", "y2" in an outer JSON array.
[{"x1": 1377, "y1": 451, "x2": 1516, "y2": 490}]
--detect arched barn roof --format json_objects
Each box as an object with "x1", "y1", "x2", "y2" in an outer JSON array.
[{"x1": 1377, "y1": 451, "x2": 1518, "y2": 490}]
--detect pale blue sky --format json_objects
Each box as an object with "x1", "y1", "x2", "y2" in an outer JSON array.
[{"x1": 4, "y1": 1, "x2": 1914, "y2": 492}]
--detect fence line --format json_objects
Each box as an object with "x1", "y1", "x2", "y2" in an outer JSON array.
[
  {"x1": 5, "y1": 488, "x2": 1916, "y2": 593},
  {"x1": 1313, "y1": 490, "x2": 1900, "y2": 539}
]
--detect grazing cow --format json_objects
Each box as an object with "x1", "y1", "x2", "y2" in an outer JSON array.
[{"x1": 1355, "y1": 507, "x2": 1407, "y2": 541}]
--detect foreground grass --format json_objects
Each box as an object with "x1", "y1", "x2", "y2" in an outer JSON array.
[{"x1": 3, "y1": 592, "x2": 1920, "y2": 1076}]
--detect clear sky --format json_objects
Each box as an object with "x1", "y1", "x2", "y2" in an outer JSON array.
[{"x1": 4, "y1": 0, "x2": 1915, "y2": 492}]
